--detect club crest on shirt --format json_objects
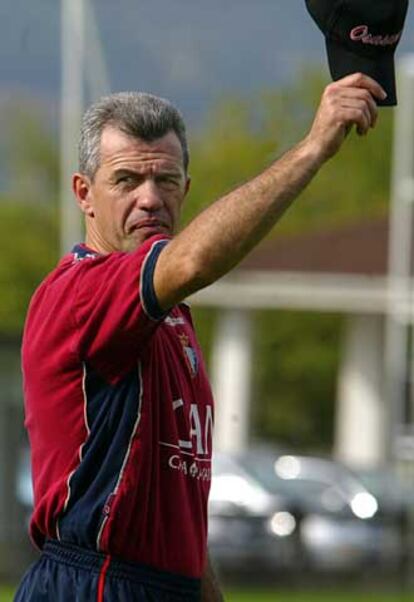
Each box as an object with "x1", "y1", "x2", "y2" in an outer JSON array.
[{"x1": 178, "y1": 333, "x2": 198, "y2": 377}]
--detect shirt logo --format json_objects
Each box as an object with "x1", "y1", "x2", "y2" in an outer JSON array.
[
  {"x1": 165, "y1": 315, "x2": 186, "y2": 327},
  {"x1": 159, "y1": 399, "x2": 213, "y2": 482}
]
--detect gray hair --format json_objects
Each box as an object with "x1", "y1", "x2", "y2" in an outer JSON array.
[{"x1": 78, "y1": 91, "x2": 189, "y2": 179}]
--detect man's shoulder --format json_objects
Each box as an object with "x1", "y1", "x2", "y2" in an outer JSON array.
[
  {"x1": 28, "y1": 235, "x2": 172, "y2": 315},
  {"x1": 27, "y1": 247, "x2": 97, "y2": 311},
  {"x1": 36, "y1": 248, "x2": 91, "y2": 289},
  {"x1": 39, "y1": 242, "x2": 117, "y2": 287}
]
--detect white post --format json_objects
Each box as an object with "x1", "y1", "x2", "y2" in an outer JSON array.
[
  {"x1": 211, "y1": 309, "x2": 252, "y2": 453},
  {"x1": 385, "y1": 56, "x2": 414, "y2": 461},
  {"x1": 60, "y1": 0, "x2": 85, "y2": 255},
  {"x1": 335, "y1": 315, "x2": 385, "y2": 468},
  {"x1": 84, "y1": 0, "x2": 111, "y2": 100}
]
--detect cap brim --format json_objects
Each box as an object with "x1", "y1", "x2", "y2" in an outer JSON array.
[{"x1": 325, "y1": 39, "x2": 396, "y2": 106}]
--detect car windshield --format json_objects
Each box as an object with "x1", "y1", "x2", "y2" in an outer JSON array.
[
  {"x1": 210, "y1": 452, "x2": 273, "y2": 513},
  {"x1": 356, "y1": 468, "x2": 414, "y2": 501},
  {"x1": 239, "y1": 453, "x2": 358, "y2": 511},
  {"x1": 240, "y1": 454, "x2": 326, "y2": 498}
]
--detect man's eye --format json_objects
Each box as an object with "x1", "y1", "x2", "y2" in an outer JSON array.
[
  {"x1": 117, "y1": 175, "x2": 135, "y2": 185},
  {"x1": 157, "y1": 175, "x2": 179, "y2": 187}
]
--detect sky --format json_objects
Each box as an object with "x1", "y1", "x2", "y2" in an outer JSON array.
[{"x1": 1, "y1": 0, "x2": 414, "y2": 127}]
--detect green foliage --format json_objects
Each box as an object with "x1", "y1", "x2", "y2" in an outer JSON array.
[
  {"x1": 191, "y1": 307, "x2": 217, "y2": 364},
  {"x1": 0, "y1": 99, "x2": 59, "y2": 335},
  {"x1": 183, "y1": 97, "x2": 279, "y2": 226},
  {"x1": 251, "y1": 310, "x2": 343, "y2": 451},
  {"x1": 0, "y1": 201, "x2": 58, "y2": 334},
  {"x1": 184, "y1": 68, "x2": 392, "y2": 236},
  {"x1": 1, "y1": 99, "x2": 59, "y2": 203}
]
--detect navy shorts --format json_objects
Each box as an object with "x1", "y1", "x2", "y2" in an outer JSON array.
[{"x1": 14, "y1": 540, "x2": 202, "y2": 601}]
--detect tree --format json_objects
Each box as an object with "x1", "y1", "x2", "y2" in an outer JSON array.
[
  {"x1": 0, "y1": 100, "x2": 59, "y2": 335},
  {"x1": 251, "y1": 310, "x2": 342, "y2": 451},
  {"x1": 184, "y1": 69, "x2": 392, "y2": 233}
]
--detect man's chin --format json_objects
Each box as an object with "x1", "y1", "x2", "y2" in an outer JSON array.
[{"x1": 123, "y1": 226, "x2": 169, "y2": 251}]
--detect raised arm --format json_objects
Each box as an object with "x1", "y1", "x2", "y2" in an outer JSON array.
[{"x1": 153, "y1": 73, "x2": 386, "y2": 309}]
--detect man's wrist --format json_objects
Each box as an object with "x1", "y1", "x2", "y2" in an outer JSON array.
[{"x1": 297, "y1": 134, "x2": 329, "y2": 171}]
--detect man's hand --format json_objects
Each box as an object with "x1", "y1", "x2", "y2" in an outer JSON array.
[{"x1": 305, "y1": 73, "x2": 387, "y2": 163}]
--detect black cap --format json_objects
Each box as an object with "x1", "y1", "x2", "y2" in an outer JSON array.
[{"x1": 305, "y1": 0, "x2": 409, "y2": 106}]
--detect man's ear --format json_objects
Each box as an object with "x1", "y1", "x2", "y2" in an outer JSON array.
[{"x1": 72, "y1": 173, "x2": 94, "y2": 217}]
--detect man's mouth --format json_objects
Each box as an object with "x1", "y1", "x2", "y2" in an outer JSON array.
[{"x1": 128, "y1": 219, "x2": 168, "y2": 233}]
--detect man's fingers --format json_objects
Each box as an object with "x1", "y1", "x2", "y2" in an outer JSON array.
[
  {"x1": 324, "y1": 81, "x2": 380, "y2": 133},
  {"x1": 333, "y1": 72, "x2": 387, "y2": 103},
  {"x1": 340, "y1": 101, "x2": 372, "y2": 136},
  {"x1": 341, "y1": 88, "x2": 378, "y2": 128}
]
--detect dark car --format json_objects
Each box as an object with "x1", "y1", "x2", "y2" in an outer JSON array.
[
  {"x1": 237, "y1": 449, "x2": 404, "y2": 573},
  {"x1": 208, "y1": 452, "x2": 301, "y2": 576},
  {"x1": 354, "y1": 465, "x2": 414, "y2": 568}
]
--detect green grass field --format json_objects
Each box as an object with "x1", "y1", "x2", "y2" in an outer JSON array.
[
  {"x1": 226, "y1": 592, "x2": 414, "y2": 602},
  {"x1": 3, "y1": 587, "x2": 414, "y2": 602}
]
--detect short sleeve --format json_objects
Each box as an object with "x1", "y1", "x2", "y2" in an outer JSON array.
[{"x1": 73, "y1": 236, "x2": 169, "y2": 377}]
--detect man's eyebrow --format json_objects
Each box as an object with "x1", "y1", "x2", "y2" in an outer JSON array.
[
  {"x1": 156, "y1": 170, "x2": 183, "y2": 177},
  {"x1": 112, "y1": 168, "x2": 138, "y2": 176},
  {"x1": 110, "y1": 166, "x2": 184, "y2": 181},
  {"x1": 109, "y1": 168, "x2": 140, "y2": 181}
]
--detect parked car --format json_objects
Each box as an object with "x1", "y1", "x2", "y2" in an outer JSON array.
[
  {"x1": 208, "y1": 452, "x2": 301, "y2": 575},
  {"x1": 355, "y1": 465, "x2": 414, "y2": 518},
  {"x1": 354, "y1": 465, "x2": 414, "y2": 567},
  {"x1": 237, "y1": 448, "x2": 405, "y2": 573},
  {"x1": 16, "y1": 447, "x2": 34, "y2": 511}
]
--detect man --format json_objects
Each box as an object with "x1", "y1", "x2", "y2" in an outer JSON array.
[{"x1": 16, "y1": 73, "x2": 385, "y2": 601}]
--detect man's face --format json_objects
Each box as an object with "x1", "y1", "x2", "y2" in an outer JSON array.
[{"x1": 74, "y1": 126, "x2": 190, "y2": 253}]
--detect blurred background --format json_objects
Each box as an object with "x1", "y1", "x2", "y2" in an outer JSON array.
[{"x1": 2, "y1": 1, "x2": 414, "y2": 600}]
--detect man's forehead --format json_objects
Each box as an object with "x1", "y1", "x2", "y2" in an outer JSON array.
[{"x1": 99, "y1": 126, "x2": 183, "y2": 165}]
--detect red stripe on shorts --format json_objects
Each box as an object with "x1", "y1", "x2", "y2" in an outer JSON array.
[{"x1": 97, "y1": 555, "x2": 111, "y2": 602}]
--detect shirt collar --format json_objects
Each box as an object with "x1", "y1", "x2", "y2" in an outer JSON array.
[{"x1": 71, "y1": 243, "x2": 100, "y2": 261}]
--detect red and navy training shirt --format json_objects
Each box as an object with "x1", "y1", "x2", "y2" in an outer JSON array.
[{"x1": 22, "y1": 234, "x2": 214, "y2": 578}]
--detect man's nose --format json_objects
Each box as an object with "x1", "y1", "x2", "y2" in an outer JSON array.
[{"x1": 135, "y1": 179, "x2": 163, "y2": 211}]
